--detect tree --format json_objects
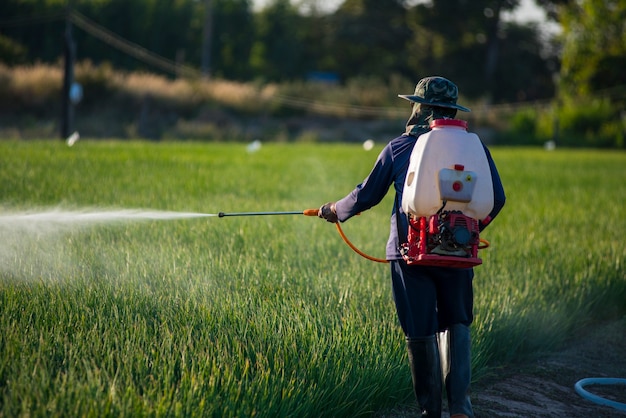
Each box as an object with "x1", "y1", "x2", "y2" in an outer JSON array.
[
  {"x1": 405, "y1": 0, "x2": 528, "y2": 101},
  {"x1": 209, "y1": 0, "x2": 256, "y2": 80},
  {"x1": 329, "y1": 0, "x2": 412, "y2": 80},
  {"x1": 74, "y1": 0, "x2": 200, "y2": 74},
  {"x1": 249, "y1": 0, "x2": 306, "y2": 81},
  {"x1": 0, "y1": 0, "x2": 562, "y2": 104},
  {"x1": 555, "y1": 0, "x2": 626, "y2": 98},
  {"x1": 0, "y1": 0, "x2": 67, "y2": 63},
  {"x1": 491, "y1": 21, "x2": 556, "y2": 102}
]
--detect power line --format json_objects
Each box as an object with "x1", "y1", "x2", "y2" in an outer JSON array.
[
  {"x1": 272, "y1": 94, "x2": 406, "y2": 118},
  {"x1": 64, "y1": 9, "x2": 408, "y2": 118},
  {"x1": 0, "y1": 9, "x2": 557, "y2": 119},
  {"x1": 67, "y1": 9, "x2": 200, "y2": 79}
]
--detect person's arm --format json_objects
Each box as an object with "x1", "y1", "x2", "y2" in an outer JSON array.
[
  {"x1": 322, "y1": 145, "x2": 395, "y2": 223},
  {"x1": 479, "y1": 145, "x2": 506, "y2": 231}
]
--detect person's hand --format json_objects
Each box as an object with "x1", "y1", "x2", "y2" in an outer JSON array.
[{"x1": 318, "y1": 202, "x2": 338, "y2": 223}]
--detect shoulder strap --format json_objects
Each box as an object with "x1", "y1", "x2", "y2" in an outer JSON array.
[{"x1": 395, "y1": 191, "x2": 407, "y2": 246}]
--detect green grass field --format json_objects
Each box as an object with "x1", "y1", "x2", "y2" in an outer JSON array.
[{"x1": 1, "y1": 140, "x2": 625, "y2": 417}]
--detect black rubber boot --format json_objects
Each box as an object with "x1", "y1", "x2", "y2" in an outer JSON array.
[
  {"x1": 443, "y1": 324, "x2": 473, "y2": 417},
  {"x1": 406, "y1": 335, "x2": 442, "y2": 417}
]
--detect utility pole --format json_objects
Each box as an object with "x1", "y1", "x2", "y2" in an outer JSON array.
[
  {"x1": 61, "y1": 5, "x2": 76, "y2": 139},
  {"x1": 201, "y1": 0, "x2": 213, "y2": 78}
]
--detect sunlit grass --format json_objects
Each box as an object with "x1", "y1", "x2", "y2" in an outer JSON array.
[{"x1": 0, "y1": 141, "x2": 624, "y2": 417}]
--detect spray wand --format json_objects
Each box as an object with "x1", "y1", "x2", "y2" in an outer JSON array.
[
  {"x1": 218, "y1": 209, "x2": 319, "y2": 217},
  {"x1": 217, "y1": 208, "x2": 389, "y2": 264}
]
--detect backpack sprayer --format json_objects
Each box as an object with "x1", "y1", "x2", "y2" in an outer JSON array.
[
  {"x1": 400, "y1": 118, "x2": 493, "y2": 268},
  {"x1": 218, "y1": 119, "x2": 493, "y2": 267}
]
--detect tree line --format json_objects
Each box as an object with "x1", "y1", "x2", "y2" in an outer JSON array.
[{"x1": 0, "y1": 0, "x2": 624, "y2": 107}]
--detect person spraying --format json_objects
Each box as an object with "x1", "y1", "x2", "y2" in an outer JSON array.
[{"x1": 317, "y1": 76, "x2": 506, "y2": 418}]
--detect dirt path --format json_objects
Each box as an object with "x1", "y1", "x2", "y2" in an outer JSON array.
[
  {"x1": 377, "y1": 317, "x2": 626, "y2": 417},
  {"x1": 472, "y1": 317, "x2": 626, "y2": 417}
]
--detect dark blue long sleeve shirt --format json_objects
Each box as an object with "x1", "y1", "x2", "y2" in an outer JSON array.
[{"x1": 334, "y1": 133, "x2": 506, "y2": 260}]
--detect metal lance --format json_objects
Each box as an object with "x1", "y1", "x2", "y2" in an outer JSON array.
[{"x1": 217, "y1": 208, "x2": 388, "y2": 264}]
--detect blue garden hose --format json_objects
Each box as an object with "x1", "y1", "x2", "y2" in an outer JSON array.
[{"x1": 574, "y1": 377, "x2": 626, "y2": 412}]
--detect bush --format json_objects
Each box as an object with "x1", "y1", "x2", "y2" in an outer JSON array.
[
  {"x1": 555, "y1": 98, "x2": 623, "y2": 148},
  {"x1": 511, "y1": 107, "x2": 546, "y2": 146},
  {"x1": 492, "y1": 105, "x2": 549, "y2": 146},
  {"x1": 495, "y1": 99, "x2": 625, "y2": 148},
  {"x1": 1, "y1": 62, "x2": 624, "y2": 147},
  {"x1": 0, "y1": 35, "x2": 27, "y2": 65}
]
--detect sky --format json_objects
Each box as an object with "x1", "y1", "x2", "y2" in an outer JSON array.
[
  {"x1": 251, "y1": 0, "x2": 562, "y2": 37},
  {"x1": 252, "y1": 0, "x2": 553, "y2": 25}
]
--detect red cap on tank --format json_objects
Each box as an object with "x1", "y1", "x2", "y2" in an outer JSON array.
[{"x1": 430, "y1": 119, "x2": 468, "y2": 129}]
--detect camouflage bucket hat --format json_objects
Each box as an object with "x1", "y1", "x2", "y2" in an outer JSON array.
[{"x1": 398, "y1": 76, "x2": 470, "y2": 112}]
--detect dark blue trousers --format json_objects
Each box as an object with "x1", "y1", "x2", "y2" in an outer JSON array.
[{"x1": 390, "y1": 260, "x2": 474, "y2": 338}]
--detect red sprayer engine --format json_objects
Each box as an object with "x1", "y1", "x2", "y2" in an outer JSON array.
[
  {"x1": 401, "y1": 119, "x2": 494, "y2": 268},
  {"x1": 401, "y1": 211, "x2": 488, "y2": 268}
]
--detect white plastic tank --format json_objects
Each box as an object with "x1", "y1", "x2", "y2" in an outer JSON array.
[{"x1": 402, "y1": 119, "x2": 494, "y2": 220}]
